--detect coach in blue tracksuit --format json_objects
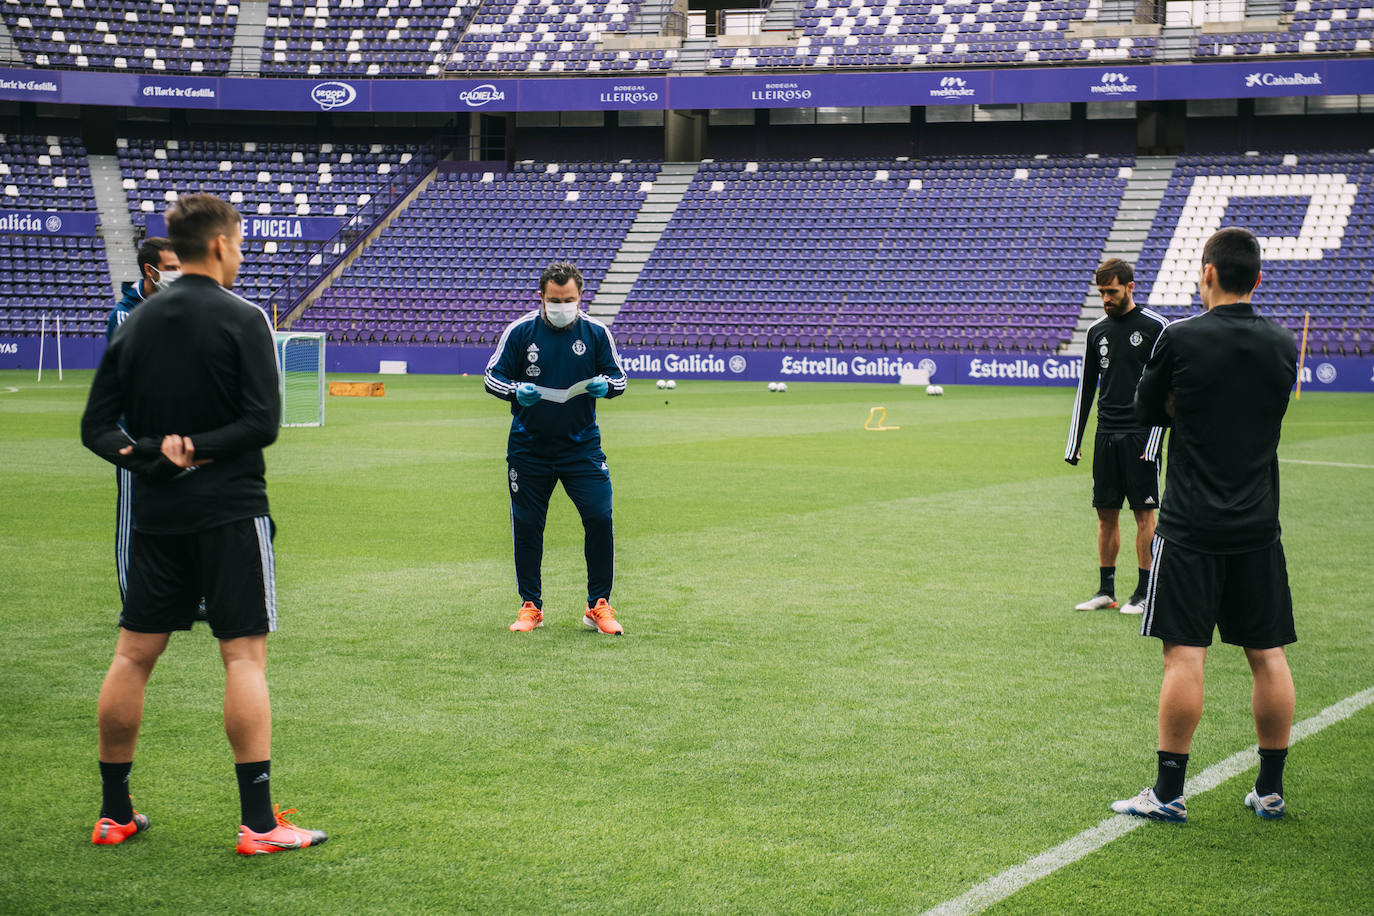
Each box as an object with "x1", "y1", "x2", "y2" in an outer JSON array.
[
  {"x1": 485, "y1": 262, "x2": 628, "y2": 636},
  {"x1": 106, "y1": 237, "x2": 179, "y2": 601}
]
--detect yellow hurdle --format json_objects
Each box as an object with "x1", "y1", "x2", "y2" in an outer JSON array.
[{"x1": 864, "y1": 406, "x2": 900, "y2": 431}]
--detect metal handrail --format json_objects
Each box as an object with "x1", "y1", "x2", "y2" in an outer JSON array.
[{"x1": 262, "y1": 134, "x2": 447, "y2": 325}]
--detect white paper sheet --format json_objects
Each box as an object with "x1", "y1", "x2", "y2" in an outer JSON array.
[{"x1": 532, "y1": 377, "x2": 595, "y2": 403}]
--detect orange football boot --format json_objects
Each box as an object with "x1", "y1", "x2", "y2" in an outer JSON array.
[
  {"x1": 92, "y1": 811, "x2": 149, "y2": 845},
  {"x1": 236, "y1": 806, "x2": 327, "y2": 855},
  {"x1": 510, "y1": 601, "x2": 543, "y2": 632},
  {"x1": 583, "y1": 598, "x2": 623, "y2": 635}
]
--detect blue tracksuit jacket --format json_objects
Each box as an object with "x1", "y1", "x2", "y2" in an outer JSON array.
[{"x1": 484, "y1": 309, "x2": 628, "y2": 457}]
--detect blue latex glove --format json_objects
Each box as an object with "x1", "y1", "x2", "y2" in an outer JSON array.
[
  {"x1": 586, "y1": 376, "x2": 609, "y2": 398},
  {"x1": 515, "y1": 382, "x2": 541, "y2": 406}
]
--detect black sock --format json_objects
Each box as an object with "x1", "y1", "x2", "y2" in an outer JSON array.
[
  {"x1": 99, "y1": 761, "x2": 134, "y2": 824},
  {"x1": 1153, "y1": 750, "x2": 1189, "y2": 802},
  {"x1": 1256, "y1": 747, "x2": 1287, "y2": 798},
  {"x1": 1099, "y1": 566, "x2": 1116, "y2": 597},
  {"x1": 235, "y1": 761, "x2": 276, "y2": 833},
  {"x1": 1136, "y1": 568, "x2": 1151, "y2": 599}
]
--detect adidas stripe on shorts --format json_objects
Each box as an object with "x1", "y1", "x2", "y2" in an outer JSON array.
[
  {"x1": 121, "y1": 516, "x2": 278, "y2": 640},
  {"x1": 1141, "y1": 534, "x2": 1296, "y2": 649}
]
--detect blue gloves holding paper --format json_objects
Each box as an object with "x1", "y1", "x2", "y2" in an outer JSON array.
[{"x1": 517, "y1": 378, "x2": 607, "y2": 404}]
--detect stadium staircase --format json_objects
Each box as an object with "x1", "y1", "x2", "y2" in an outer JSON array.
[
  {"x1": 673, "y1": 36, "x2": 714, "y2": 71},
  {"x1": 1094, "y1": 0, "x2": 1141, "y2": 24},
  {"x1": 232, "y1": 0, "x2": 270, "y2": 76},
  {"x1": 762, "y1": 0, "x2": 806, "y2": 32},
  {"x1": 1068, "y1": 154, "x2": 1176, "y2": 353},
  {"x1": 89, "y1": 154, "x2": 139, "y2": 299},
  {"x1": 588, "y1": 161, "x2": 699, "y2": 323},
  {"x1": 1159, "y1": 23, "x2": 1194, "y2": 59},
  {"x1": 630, "y1": 0, "x2": 678, "y2": 35},
  {"x1": 0, "y1": 16, "x2": 16, "y2": 61},
  {"x1": 1246, "y1": 0, "x2": 1286, "y2": 18},
  {"x1": 280, "y1": 164, "x2": 441, "y2": 326}
]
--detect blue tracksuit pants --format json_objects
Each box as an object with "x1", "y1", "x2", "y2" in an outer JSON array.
[{"x1": 507, "y1": 448, "x2": 613, "y2": 608}]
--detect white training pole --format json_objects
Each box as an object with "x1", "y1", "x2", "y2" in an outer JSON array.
[
  {"x1": 37, "y1": 313, "x2": 46, "y2": 382},
  {"x1": 56, "y1": 313, "x2": 63, "y2": 381}
]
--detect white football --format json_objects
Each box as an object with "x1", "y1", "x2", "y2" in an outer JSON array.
[
  {"x1": 777, "y1": 382, "x2": 787, "y2": 393},
  {"x1": 665, "y1": 379, "x2": 676, "y2": 389},
  {"x1": 656, "y1": 379, "x2": 666, "y2": 389},
  {"x1": 767, "y1": 382, "x2": 778, "y2": 392},
  {"x1": 926, "y1": 384, "x2": 938, "y2": 395}
]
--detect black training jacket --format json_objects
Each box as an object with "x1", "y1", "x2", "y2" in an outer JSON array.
[
  {"x1": 1064, "y1": 305, "x2": 1170, "y2": 464},
  {"x1": 1134, "y1": 302, "x2": 1298, "y2": 554},
  {"x1": 82, "y1": 274, "x2": 280, "y2": 534}
]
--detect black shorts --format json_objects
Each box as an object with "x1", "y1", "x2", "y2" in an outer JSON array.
[
  {"x1": 1092, "y1": 431, "x2": 1160, "y2": 511},
  {"x1": 1141, "y1": 535, "x2": 1296, "y2": 649},
  {"x1": 122, "y1": 516, "x2": 278, "y2": 640}
]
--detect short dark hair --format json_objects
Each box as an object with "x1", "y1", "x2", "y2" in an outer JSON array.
[
  {"x1": 1095, "y1": 258, "x2": 1133, "y2": 287},
  {"x1": 1201, "y1": 227, "x2": 1262, "y2": 296},
  {"x1": 137, "y1": 237, "x2": 176, "y2": 275},
  {"x1": 165, "y1": 193, "x2": 241, "y2": 262},
  {"x1": 539, "y1": 261, "x2": 583, "y2": 296}
]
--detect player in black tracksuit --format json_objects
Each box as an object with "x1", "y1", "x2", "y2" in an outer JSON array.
[
  {"x1": 1112, "y1": 227, "x2": 1299, "y2": 824},
  {"x1": 485, "y1": 262, "x2": 628, "y2": 635},
  {"x1": 1065, "y1": 259, "x2": 1169, "y2": 614},
  {"x1": 85, "y1": 273, "x2": 281, "y2": 558},
  {"x1": 81, "y1": 194, "x2": 324, "y2": 855}
]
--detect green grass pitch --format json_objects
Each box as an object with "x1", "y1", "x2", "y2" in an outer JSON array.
[{"x1": 2, "y1": 370, "x2": 1372, "y2": 914}]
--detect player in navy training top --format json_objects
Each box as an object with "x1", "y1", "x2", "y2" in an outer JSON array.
[
  {"x1": 1064, "y1": 259, "x2": 1169, "y2": 616},
  {"x1": 1111, "y1": 227, "x2": 1299, "y2": 824},
  {"x1": 106, "y1": 237, "x2": 179, "y2": 604},
  {"x1": 485, "y1": 261, "x2": 629, "y2": 635}
]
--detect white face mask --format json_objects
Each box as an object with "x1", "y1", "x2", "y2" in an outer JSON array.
[
  {"x1": 543, "y1": 299, "x2": 580, "y2": 329},
  {"x1": 152, "y1": 268, "x2": 181, "y2": 291}
]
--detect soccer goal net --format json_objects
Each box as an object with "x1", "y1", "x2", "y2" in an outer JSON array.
[{"x1": 274, "y1": 331, "x2": 326, "y2": 428}]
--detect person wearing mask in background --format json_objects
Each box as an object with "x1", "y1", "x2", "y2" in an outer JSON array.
[{"x1": 484, "y1": 261, "x2": 629, "y2": 636}]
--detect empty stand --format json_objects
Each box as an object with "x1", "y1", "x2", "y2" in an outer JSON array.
[
  {"x1": 117, "y1": 137, "x2": 417, "y2": 305},
  {"x1": 710, "y1": 0, "x2": 1157, "y2": 70},
  {"x1": 261, "y1": 0, "x2": 480, "y2": 77},
  {"x1": 1, "y1": 0, "x2": 238, "y2": 73},
  {"x1": 0, "y1": 134, "x2": 112, "y2": 337},
  {"x1": 614, "y1": 155, "x2": 1127, "y2": 351},
  {"x1": 1136, "y1": 150, "x2": 1373, "y2": 355},
  {"x1": 293, "y1": 161, "x2": 659, "y2": 343},
  {"x1": 1194, "y1": 0, "x2": 1373, "y2": 57},
  {"x1": 445, "y1": 0, "x2": 675, "y2": 72}
]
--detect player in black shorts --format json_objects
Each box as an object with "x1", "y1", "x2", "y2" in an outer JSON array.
[
  {"x1": 1065, "y1": 259, "x2": 1169, "y2": 615},
  {"x1": 81, "y1": 194, "x2": 326, "y2": 854},
  {"x1": 1111, "y1": 227, "x2": 1298, "y2": 824}
]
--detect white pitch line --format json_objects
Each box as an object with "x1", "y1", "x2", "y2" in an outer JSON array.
[
  {"x1": 921, "y1": 684, "x2": 1374, "y2": 916},
  {"x1": 1280, "y1": 458, "x2": 1374, "y2": 470}
]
